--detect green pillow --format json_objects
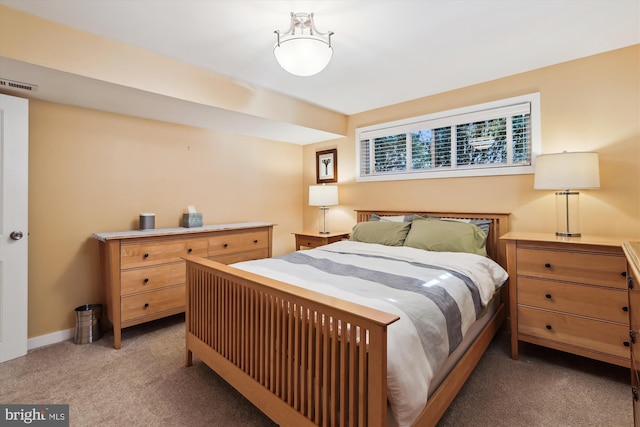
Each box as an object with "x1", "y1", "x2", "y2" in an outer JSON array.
[
  {"x1": 350, "y1": 221, "x2": 412, "y2": 246},
  {"x1": 403, "y1": 218, "x2": 487, "y2": 256}
]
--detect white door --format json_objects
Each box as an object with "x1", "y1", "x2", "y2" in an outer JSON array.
[{"x1": 0, "y1": 93, "x2": 29, "y2": 362}]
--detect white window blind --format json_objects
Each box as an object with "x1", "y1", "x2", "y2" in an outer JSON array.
[{"x1": 357, "y1": 94, "x2": 540, "y2": 181}]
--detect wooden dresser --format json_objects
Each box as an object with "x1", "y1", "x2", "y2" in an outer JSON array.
[
  {"x1": 93, "y1": 222, "x2": 274, "y2": 348},
  {"x1": 623, "y1": 241, "x2": 640, "y2": 426},
  {"x1": 502, "y1": 232, "x2": 630, "y2": 367}
]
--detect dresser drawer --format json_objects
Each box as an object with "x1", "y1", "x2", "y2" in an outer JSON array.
[
  {"x1": 517, "y1": 277, "x2": 629, "y2": 323},
  {"x1": 630, "y1": 290, "x2": 640, "y2": 328},
  {"x1": 516, "y1": 247, "x2": 627, "y2": 289},
  {"x1": 518, "y1": 306, "x2": 630, "y2": 360},
  {"x1": 208, "y1": 230, "x2": 269, "y2": 257},
  {"x1": 121, "y1": 238, "x2": 208, "y2": 268},
  {"x1": 210, "y1": 248, "x2": 270, "y2": 265},
  {"x1": 121, "y1": 262, "x2": 185, "y2": 295},
  {"x1": 121, "y1": 285, "x2": 185, "y2": 322}
]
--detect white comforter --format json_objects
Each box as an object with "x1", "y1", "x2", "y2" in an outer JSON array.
[{"x1": 233, "y1": 240, "x2": 508, "y2": 426}]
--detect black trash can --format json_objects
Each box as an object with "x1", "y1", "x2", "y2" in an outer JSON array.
[{"x1": 73, "y1": 304, "x2": 103, "y2": 344}]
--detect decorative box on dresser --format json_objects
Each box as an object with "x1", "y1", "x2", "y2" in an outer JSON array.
[
  {"x1": 93, "y1": 222, "x2": 274, "y2": 349},
  {"x1": 623, "y1": 241, "x2": 640, "y2": 426},
  {"x1": 501, "y1": 232, "x2": 631, "y2": 368}
]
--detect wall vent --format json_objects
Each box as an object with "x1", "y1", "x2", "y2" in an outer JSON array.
[{"x1": 0, "y1": 78, "x2": 38, "y2": 92}]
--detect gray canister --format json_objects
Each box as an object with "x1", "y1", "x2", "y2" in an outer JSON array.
[
  {"x1": 139, "y1": 213, "x2": 155, "y2": 230},
  {"x1": 73, "y1": 304, "x2": 103, "y2": 344}
]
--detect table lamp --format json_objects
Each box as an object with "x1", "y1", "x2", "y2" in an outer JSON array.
[
  {"x1": 309, "y1": 184, "x2": 338, "y2": 234},
  {"x1": 533, "y1": 151, "x2": 600, "y2": 237}
]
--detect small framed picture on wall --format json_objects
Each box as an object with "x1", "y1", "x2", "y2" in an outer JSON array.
[{"x1": 316, "y1": 149, "x2": 338, "y2": 184}]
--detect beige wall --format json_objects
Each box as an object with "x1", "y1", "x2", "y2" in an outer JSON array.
[
  {"x1": 26, "y1": 100, "x2": 302, "y2": 337},
  {"x1": 303, "y1": 45, "x2": 640, "y2": 240}
]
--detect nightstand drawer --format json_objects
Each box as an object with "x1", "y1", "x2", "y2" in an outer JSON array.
[
  {"x1": 516, "y1": 247, "x2": 627, "y2": 289},
  {"x1": 518, "y1": 277, "x2": 629, "y2": 323},
  {"x1": 121, "y1": 238, "x2": 208, "y2": 268},
  {"x1": 121, "y1": 285, "x2": 185, "y2": 322},
  {"x1": 208, "y1": 230, "x2": 269, "y2": 256},
  {"x1": 298, "y1": 235, "x2": 327, "y2": 249},
  {"x1": 294, "y1": 232, "x2": 350, "y2": 251},
  {"x1": 518, "y1": 306, "x2": 630, "y2": 360},
  {"x1": 121, "y1": 262, "x2": 185, "y2": 295}
]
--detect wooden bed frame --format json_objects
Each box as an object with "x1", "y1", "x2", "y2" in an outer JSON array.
[{"x1": 184, "y1": 211, "x2": 509, "y2": 427}]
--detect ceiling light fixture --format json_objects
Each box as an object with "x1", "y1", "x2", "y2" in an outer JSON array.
[{"x1": 274, "y1": 12, "x2": 334, "y2": 77}]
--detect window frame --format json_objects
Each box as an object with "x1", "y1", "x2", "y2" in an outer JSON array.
[{"x1": 356, "y1": 93, "x2": 541, "y2": 182}]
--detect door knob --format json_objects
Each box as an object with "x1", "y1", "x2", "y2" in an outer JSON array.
[{"x1": 10, "y1": 231, "x2": 24, "y2": 240}]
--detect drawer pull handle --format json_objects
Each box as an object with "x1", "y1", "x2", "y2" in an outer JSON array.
[
  {"x1": 223, "y1": 243, "x2": 229, "y2": 248},
  {"x1": 622, "y1": 271, "x2": 627, "y2": 277},
  {"x1": 544, "y1": 263, "x2": 551, "y2": 269},
  {"x1": 623, "y1": 306, "x2": 629, "y2": 312},
  {"x1": 143, "y1": 278, "x2": 149, "y2": 284},
  {"x1": 253, "y1": 239, "x2": 258, "y2": 244},
  {"x1": 187, "y1": 248, "x2": 193, "y2": 253},
  {"x1": 545, "y1": 324, "x2": 552, "y2": 330},
  {"x1": 545, "y1": 293, "x2": 552, "y2": 299},
  {"x1": 631, "y1": 331, "x2": 636, "y2": 344},
  {"x1": 629, "y1": 276, "x2": 635, "y2": 290},
  {"x1": 633, "y1": 387, "x2": 639, "y2": 402},
  {"x1": 143, "y1": 253, "x2": 149, "y2": 258},
  {"x1": 624, "y1": 341, "x2": 630, "y2": 347},
  {"x1": 144, "y1": 303, "x2": 149, "y2": 309}
]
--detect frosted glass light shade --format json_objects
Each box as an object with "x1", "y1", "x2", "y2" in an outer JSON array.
[
  {"x1": 309, "y1": 184, "x2": 338, "y2": 206},
  {"x1": 274, "y1": 38, "x2": 333, "y2": 77},
  {"x1": 534, "y1": 152, "x2": 600, "y2": 190}
]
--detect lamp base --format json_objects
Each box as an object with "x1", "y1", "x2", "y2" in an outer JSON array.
[
  {"x1": 555, "y1": 191, "x2": 581, "y2": 238},
  {"x1": 318, "y1": 206, "x2": 330, "y2": 235}
]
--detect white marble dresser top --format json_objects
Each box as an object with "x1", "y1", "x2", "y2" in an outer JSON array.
[{"x1": 92, "y1": 222, "x2": 274, "y2": 242}]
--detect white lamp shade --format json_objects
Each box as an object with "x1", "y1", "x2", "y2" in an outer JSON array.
[
  {"x1": 309, "y1": 184, "x2": 338, "y2": 206},
  {"x1": 274, "y1": 38, "x2": 333, "y2": 77},
  {"x1": 534, "y1": 152, "x2": 600, "y2": 190}
]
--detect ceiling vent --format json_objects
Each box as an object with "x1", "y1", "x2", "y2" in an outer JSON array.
[{"x1": 0, "y1": 78, "x2": 38, "y2": 92}]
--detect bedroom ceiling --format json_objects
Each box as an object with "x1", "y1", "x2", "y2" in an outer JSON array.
[{"x1": 0, "y1": 0, "x2": 638, "y2": 144}]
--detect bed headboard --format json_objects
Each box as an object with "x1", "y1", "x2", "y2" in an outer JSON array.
[{"x1": 355, "y1": 210, "x2": 509, "y2": 269}]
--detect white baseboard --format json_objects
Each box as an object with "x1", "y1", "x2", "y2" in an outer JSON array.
[{"x1": 28, "y1": 327, "x2": 74, "y2": 350}]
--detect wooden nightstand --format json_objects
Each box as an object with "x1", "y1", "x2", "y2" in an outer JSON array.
[
  {"x1": 294, "y1": 231, "x2": 350, "y2": 250},
  {"x1": 502, "y1": 232, "x2": 631, "y2": 367}
]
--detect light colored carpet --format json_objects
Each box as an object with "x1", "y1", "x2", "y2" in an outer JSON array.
[
  {"x1": 0, "y1": 314, "x2": 632, "y2": 426},
  {"x1": 438, "y1": 331, "x2": 631, "y2": 427}
]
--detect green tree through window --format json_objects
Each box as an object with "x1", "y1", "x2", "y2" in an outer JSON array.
[{"x1": 357, "y1": 94, "x2": 538, "y2": 181}]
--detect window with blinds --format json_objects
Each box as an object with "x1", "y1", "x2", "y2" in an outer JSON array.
[{"x1": 357, "y1": 94, "x2": 540, "y2": 181}]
